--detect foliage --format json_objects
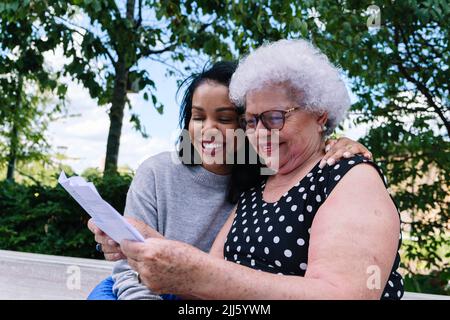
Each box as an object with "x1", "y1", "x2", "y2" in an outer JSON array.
[
  {"x1": 404, "y1": 268, "x2": 450, "y2": 295},
  {"x1": 0, "y1": 169, "x2": 132, "y2": 258},
  {"x1": 0, "y1": 0, "x2": 67, "y2": 180},
  {"x1": 2, "y1": 0, "x2": 277, "y2": 172},
  {"x1": 300, "y1": 0, "x2": 450, "y2": 276}
]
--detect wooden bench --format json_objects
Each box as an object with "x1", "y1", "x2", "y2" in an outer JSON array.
[{"x1": 0, "y1": 249, "x2": 448, "y2": 300}]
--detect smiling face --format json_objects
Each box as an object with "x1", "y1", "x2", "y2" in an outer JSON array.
[
  {"x1": 245, "y1": 82, "x2": 327, "y2": 175},
  {"x1": 188, "y1": 81, "x2": 240, "y2": 175}
]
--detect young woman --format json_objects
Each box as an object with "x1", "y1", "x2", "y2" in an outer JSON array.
[{"x1": 87, "y1": 61, "x2": 372, "y2": 300}]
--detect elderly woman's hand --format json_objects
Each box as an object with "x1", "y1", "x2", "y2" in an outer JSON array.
[
  {"x1": 121, "y1": 238, "x2": 207, "y2": 295},
  {"x1": 319, "y1": 137, "x2": 372, "y2": 168},
  {"x1": 87, "y1": 217, "x2": 163, "y2": 261},
  {"x1": 125, "y1": 217, "x2": 164, "y2": 239}
]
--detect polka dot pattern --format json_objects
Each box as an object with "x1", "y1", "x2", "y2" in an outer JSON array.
[{"x1": 224, "y1": 155, "x2": 404, "y2": 300}]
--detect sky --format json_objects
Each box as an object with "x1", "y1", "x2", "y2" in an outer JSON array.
[
  {"x1": 47, "y1": 54, "x2": 183, "y2": 173},
  {"x1": 45, "y1": 51, "x2": 368, "y2": 174}
]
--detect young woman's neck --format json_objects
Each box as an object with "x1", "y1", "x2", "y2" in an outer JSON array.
[{"x1": 202, "y1": 163, "x2": 232, "y2": 176}]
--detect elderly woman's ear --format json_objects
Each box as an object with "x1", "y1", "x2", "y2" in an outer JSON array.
[{"x1": 317, "y1": 112, "x2": 328, "y2": 133}]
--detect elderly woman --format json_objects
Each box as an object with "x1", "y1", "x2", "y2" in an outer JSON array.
[{"x1": 120, "y1": 39, "x2": 404, "y2": 300}]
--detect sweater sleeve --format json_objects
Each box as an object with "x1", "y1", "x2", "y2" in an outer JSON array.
[{"x1": 111, "y1": 160, "x2": 162, "y2": 300}]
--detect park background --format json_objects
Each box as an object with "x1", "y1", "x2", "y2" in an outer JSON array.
[{"x1": 0, "y1": 0, "x2": 448, "y2": 295}]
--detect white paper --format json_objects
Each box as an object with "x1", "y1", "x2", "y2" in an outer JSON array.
[{"x1": 58, "y1": 171, "x2": 144, "y2": 243}]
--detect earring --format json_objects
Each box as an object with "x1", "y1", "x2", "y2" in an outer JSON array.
[{"x1": 322, "y1": 125, "x2": 327, "y2": 132}]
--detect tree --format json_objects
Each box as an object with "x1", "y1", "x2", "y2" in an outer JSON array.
[
  {"x1": 21, "y1": 0, "x2": 242, "y2": 174},
  {"x1": 0, "y1": 2, "x2": 67, "y2": 182},
  {"x1": 28, "y1": 0, "x2": 313, "y2": 174},
  {"x1": 300, "y1": 0, "x2": 449, "y2": 281},
  {"x1": 11, "y1": 1, "x2": 303, "y2": 174}
]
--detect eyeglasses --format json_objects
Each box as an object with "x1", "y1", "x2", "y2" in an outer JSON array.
[{"x1": 239, "y1": 107, "x2": 301, "y2": 131}]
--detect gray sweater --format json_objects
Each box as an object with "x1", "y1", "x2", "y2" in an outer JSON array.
[{"x1": 112, "y1": 151, "x2": 234, "y2": 299}]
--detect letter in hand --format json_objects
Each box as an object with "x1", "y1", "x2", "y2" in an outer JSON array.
[{"x1": 88, "y1": 217, "x2": 164, "y2": 261}]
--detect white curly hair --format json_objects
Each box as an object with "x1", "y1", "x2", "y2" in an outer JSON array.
[{"x1": 229, "y1": 39, "x2": 351, "y2": 135}]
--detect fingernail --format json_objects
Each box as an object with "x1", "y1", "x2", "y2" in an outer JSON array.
[
  {"x1": 319, "y1": 160, "x2": 325, "y2": 169},
  {"x1": 327, "y1": 158, "x2": 335, "y2": 166},
  {"x1": 343, "y1": 152, "x2": 351, "y2": 158}
]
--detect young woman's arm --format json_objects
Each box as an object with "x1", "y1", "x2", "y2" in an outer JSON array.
[{"x1": 320, "y1": 137, "x2": 372, "y2": 168}]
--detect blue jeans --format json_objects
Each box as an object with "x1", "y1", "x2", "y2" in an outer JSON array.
[
  {"x1": 87, "y1": 276, "x2": 180, "y2": 300},
  {"x1": 87, "y1": 276, "x2": 117, "y2": 300}
]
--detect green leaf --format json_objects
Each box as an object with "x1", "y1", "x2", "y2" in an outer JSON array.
[
  {"x1": 92, "y1": 1, "x2": 101, "y2": 13},
  {"x1": 300, "y1": 21, "x2": 308, "y2": 37},
  {"x1": 156, "y1": 104, "x2": 164, "y2": 115},
  {"x1": 57, "y1": 85, "x2": 67, "y2": 97}
]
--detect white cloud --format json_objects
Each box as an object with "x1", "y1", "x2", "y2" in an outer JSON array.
[
  {"x1": 43, "y1": 46, "x2": 69, "y2": 72},
  {"x1": 119, "y1": 132, "x2": 175, "y2": 169}
]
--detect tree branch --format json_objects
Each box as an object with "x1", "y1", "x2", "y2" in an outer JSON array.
[
  {"x1": 393, "y1": 26, "x2": 450, "y2": 135},
  {"x1": 136, "y1": 43, "x2": 177, "y2": 60},
  {"x1": 136, "y1": 0, "x2": 143, "y2": 27},
  {"x1": 15, "y1": 168, "x2": 42, "y2": 186},
  {"x1": 53, "y1": 15, "x2": 117, "y2": 67},
  {"x1": 413, "y1": 29, "x2": 444, "y2": 61},
  {"x1": 147, "y1": 55, "x2": 187, "y2": 77},
  {"x1": 398, "y1": 27, "x2": 423, "y2": 74}
]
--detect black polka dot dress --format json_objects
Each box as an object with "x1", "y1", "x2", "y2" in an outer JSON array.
[{"x1": 223, "y1": 155, "x2": 404, "y2": 300}]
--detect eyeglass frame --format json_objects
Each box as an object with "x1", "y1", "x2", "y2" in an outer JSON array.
[{"x1": 239, "y1": 107, "x2": 301, "y2": 131}]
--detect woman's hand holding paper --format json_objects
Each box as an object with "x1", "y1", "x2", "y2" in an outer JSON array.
[{"x1": 88, "y1": 217, "x2": 163, "y2": 261}]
